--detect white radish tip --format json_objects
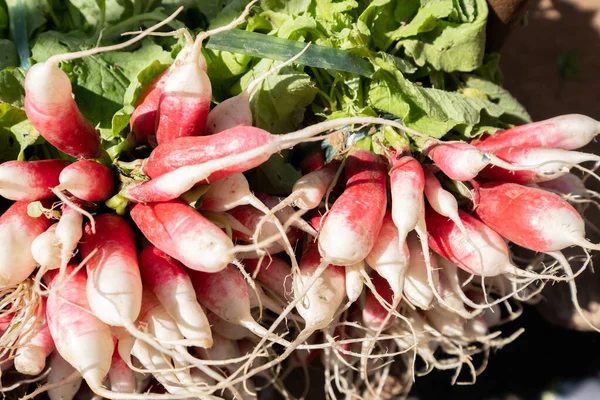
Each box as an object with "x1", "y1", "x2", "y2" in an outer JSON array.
[
  {"x1": 25, "y1": 63, "x2": 73, "y2": 106},
  {"x1": 164, "y1": 63, "x2": 211, "y2": 95}
]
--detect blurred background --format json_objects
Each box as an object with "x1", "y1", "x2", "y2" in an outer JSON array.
[{"x1": 410, "y1": 1, "x2": 600, "y2": 398}]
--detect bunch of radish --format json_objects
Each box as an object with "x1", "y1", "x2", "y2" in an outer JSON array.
[{"x1": 2, "y1": 2, "x2": 600, "y2": 398}]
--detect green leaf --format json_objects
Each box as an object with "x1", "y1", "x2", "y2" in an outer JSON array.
[
  {"x1": 0, "y1": 39, "x2": 19, "y2": 69},
  {"x1": 401, "y1": 0, "x2": 488, "y2": 72},
  {"x1": 461, "y1": 74, "x2": 531, "y2": 124},
  {"x1": 206, "y1": 29, "x2": 374, "y2": 77},
  {"x1": 0, "y1": 67, "x2": 25, "y2": 107},
  {"x1": 10, "y1": 119, "x2": 41, "y2": 160},
  {"x1": 250, "y1": 60, "x2": 318, "y2": 134},
  {"x1": 260, "y1": 0, "x2": 312, "y2": 16},
  {"x1": 0, "y1": 103, "x2": 38, "y2": 161}
]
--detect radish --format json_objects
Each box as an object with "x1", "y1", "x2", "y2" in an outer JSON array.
[
  {"x1": 255, "y1": 192, "x2": 318, "y2": 236},
  {"x1": 155, "y1": 3, "x2": 255, "y2": 144},
  {"x1": 126, "y1": 117, "x2": 428, "y2": 203},
  {"x1": 403, "y1": 232, "x2": 439, "y2": 310},
  {"x1": 537, "y1": 173, "x2": 588, "y2": 197},
  {"x1": 472, "y1": 114, "x2": 600, "y2": 152},
  {"x1": 204, "y1": 43, "x2": 310, "y2": 135},
  {"x1": 31, "y1": 224, "x2": 60, "y2": 272},
  {"x1": 300, "y1": 149, "x2": 326, "y2": 174},
  {"x1": 473, "y1": 182, "x2": 600, "y2": 252},
  {"x1": 242, "y1": 257, "x2": 293, "y2": 299},
  {"x1": 318, "y1": 149, "x2": 387, "y2": 265},
  {"x1": 206, "y1": 310, "x2": 251, "y2": 341},
  {"x1": 44, "y1": 267, "x2": 113, "y2": 395},
  {"x1": 23, "y1": 9, "x2": 183, "y2": 160},
  {"x1": 0, "y1": 200, "x2": 52, "y2": 289},
  {"x1": 80, "y1": 214, "x2": 143, "y2": 327},
  {"x1": 389, "y1": 156, "x2": 425, "y2": 254},
  {"x1": 345, "y1": 261, "x2": 365, "y2": 303},
  {"x1": 188, "y1": 265, "x2": 288, "y2": 344},
  {"x1": 0, "y1": 160, "x2": 70, "y2": 201},
  {"x1": 423, "y1": 140, "x2": 537, "y2": 181},
  {"x1": 130, "y1": 200, "x2": 234, "y2": 273},
  {"x1": 47, "y1": 352, "x2": 82, "y2": 400},
  {"x1": 366, "y1": 211, "x2": 409, "y2": 298},
  {"x1": 55, "y1": 204, "x2": 83, "y2": 271},
  {"x1": 362, "y1": 275, "x2": 396, "y2": 331},
  {"x1": 55, "y1": 160, "x2": 114, "y2": 201},
  {"x1": 479, "y1": 147, "x2": 600, "y2": 184},
  {"x1": 14, "y1": 297, "x2": 55, "y2": 375},
  {"x1": 109, "y1": 346, "x2": 136, "y2": 394},
  {"x1": 138, "y1": 246, "x2": 212, "y2": 347}
]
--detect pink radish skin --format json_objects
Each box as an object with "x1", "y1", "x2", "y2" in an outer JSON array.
[
  {"x1": 0, "y1": 160, "x2": 70, "y2": 201},
  {"x1": 473, "y1": 182, "x2": 598, "y2": 252},
  {"x1": 14, "y1": 298, "x2": 55, "y2": 375},
  {"x1": 205, "y1": 91, "x2": 252, "y2": 135},
  {"x1": 188, "y1": 265, "x2": 285, "y2": 342},
  {"x1": 365, "y1": 211, "x2": 409, "y2": 299},
  {"x1": 31, "y1": 224, "x2": 60, "y2": 271},
  {"x1": 130, "y1": 201, "x2": 233, "y2": 273},
  {"x1": 131, "y1": 71, "x2": 170, "y2": 145},
  {"x1": 55, "y1": 205, "x2": 82, "y2": 269},
  {"x1": 24, "y1": 63, "x2": 101, "y2": 159},
  {"x1": 0, "y1": 200, "x2": 52, "y2": 289},
  {"x1": 80, "y1": 214, "x2": 143, "y2": 326},
  {"x1": 138, "y1": 246, "x2": 212, "y2": 347},
  {"x1": 243, "y1": 257, "x2": 293, "y2": 299},
  {"x1": 473, "y1": 114, "x2": 600, "y2": 152},
  {"x1": 389, "y1": 156, "x2": 425, "y2": 247},
  {"x1": 57, "y1": 160, "x2": 114, "y2": 201},
  {"x1": 44, "y1": 267, "x2": 114, "y2": 391},
  {"x1": 109, "y1": 347, "x2": 136, "y2": 394},
  {"x1": 319, "y1": 150, "x2": 387, "y2": 265},
  {"x1": 47, "y1": 351, "x2": 82, "y2": 400},
  {"x1": 479, "y1": 147, "x2": 600, "y2": 184},
  {"x1": 155, "y1": 63, "x2": 212, "y2": 144},
  {"x1": 362, "y1": 275, "x2": 395, "y2": 331},
  {"x1": 426, "y1": 205, "x2": 517, "y2": 277},
  {"x1": 300, "y1": 150, "x2": 326, "y2": 174},
  {"x1": 403, "y1": 232, "x2": 439, "y2": 310},
  {"x1": 424, "y1": 141, "x2": 491, "y2": 181},
  {"x1": 144, "y1": 125, "x2": 274, "y2": 180}
]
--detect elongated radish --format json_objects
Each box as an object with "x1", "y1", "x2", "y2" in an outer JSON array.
[
  {"x1": 403, "y1": 232, "x2": 439, "y2": 310},
  {"x1": 206, "y1": 311, "x2": 251, "y2": 341},
  {"x1": 345, "y1": 261, "x2": 365, "y2": 303},
  {"x1": 362, "y1": 275, "x2": 396, "y2": 331},
  {"x1": 205, "y1": 43, "x2": 309, "y2": 135},
  {"x1": 138, "y1": 246, "x2": 212, "y2": 347},
  {"x1": 55, "y1": 204, "x2": 82, "y2": 270},
  {"x1": 426, "y1": 205, "x2": 548, "y2": 278},
  {"x1": 130, "y1": 200, "x2": 233, "y2": 273},
  {"x1": 14, "y1": 298, "x2": 55, "y2": 375},
  {"x1": 277, "y1": 161, "x2": 340, "y2": 213},
  {"x1": 0, "y1": 160, "x2": 69, "y2": 201},
  {"x1": 537, "y1": 173, "x2": 588, "y2": 197},
  {"x1": 479, "y1": 147, "x2": 600, "y2": 184},
  {"x1": 473, "y1": 182, "x2": 600, "y2": 252},
  {"x1": 242, "y1": 257, "x2": 292, "y2": 299},
  {"x1": 56, "y1": 160, "x2": 114, "y2": 201},
  {"x1": 44, "y1": 267, "x2": 113, "y2": 392},
  {"x1": 31, "y1": 224, "x2": 60, "y2": 271},
  {"x1": 188, "y1": 265, "x2": 287, "y2": 343},
  {"x1": 126, "y1": 117, "x2": 427, "y2": 203},
  {"x1": 24, "y1": 10, "x2": 183, "y2": 160},
  {"x1": 319, "y1": 149, "x2": 387, "y2": 265},
  {"x1": 300, "y1": 149, "x2": 326, "y2": 174},
  {"x1": 155, "y1": 3, "x2": 254, "y2": 144},
  {"x1": 109, "y1": 346, "x2": 136, "y2": 394},
  {"x1": 255, "y1": 192, "x2": 318, "y2": 236},
  {"x1": 366, "y1": 211, "x2": 409, "y2": 299},
  {"x1": 0, "y1": 200, "x2": 52, "y2": 289},
  {"x1": 389, "y1": 156, "x2": 424, "y2": 250},
  {"x1": 47, "y1": 351, "x2": 82, "y2": 400},
  {"x1": 473, "y1": 114, "x2": 600, "y2": 152},
  {"x1": 80, "y1": 214, "x2": 143, "y2": 326}
]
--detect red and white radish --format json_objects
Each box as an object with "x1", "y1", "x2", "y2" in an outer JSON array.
[
  {"x1": 14, "y1": 298, "x2": 55, "y2": 375},
  {"x1": 55, "y1": 204, "x2": 82, "y2": 271},
  {"x1": 138, "y1": 246, "x2": 212, "y2": 347},
  {"x1": 24, "y1": 10, "x2": 183, "y2": 159},
  {"x1": 0, "y1": 160, "x2": 69, "y2": 201},
  {"x1": 0, "y1": 200, "x2": 52, "y2": 289},
  {"x1": 318, "y1": 149, "x2": 387, "y2": 265},
  {"x1": 55, "y1": 160, "x2": 114, "y2": 201},
  {"x1": 130, "y1": 200, "x2": 234, "y2": 273},
  {"x1": 80, "y1": 214, "x2": 143, "y2": 327},
  {"x1": 473, "y1": 114, "x2": 600, "y2": 152},
  {"x1": 403, "y1": 232, "x2": 439, "y2": 310},
  {"x1": 242, "y1": 257, "x2": 293, "y2": 299},
  {"x1": 109, "y1": 347, "x2": 136, "y2": 394},
  {"x1": 362, "y1": 275, "x2": 396, "y2": 332}
]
